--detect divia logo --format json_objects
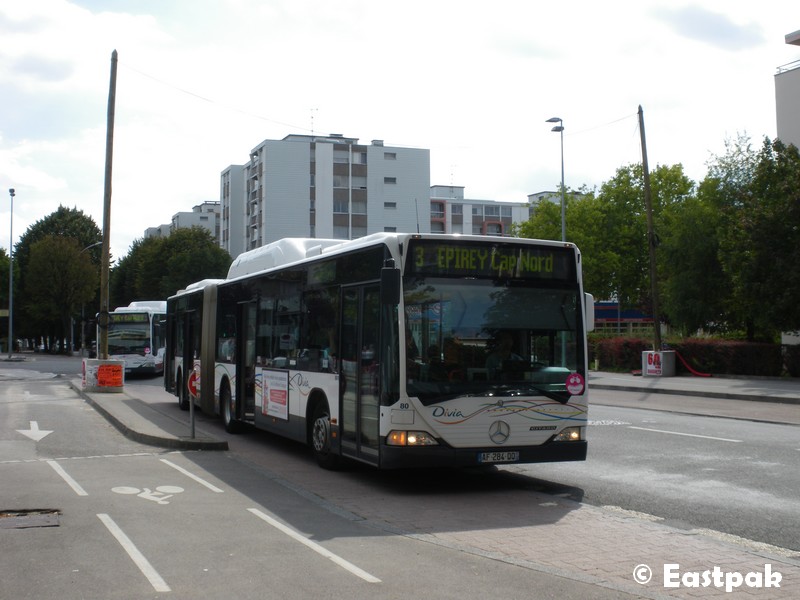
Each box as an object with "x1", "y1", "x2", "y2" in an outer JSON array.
[{"x1": 431, "y1": 406, "x2": 465, "y2": 419}]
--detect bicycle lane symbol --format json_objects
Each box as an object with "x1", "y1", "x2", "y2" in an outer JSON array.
[{"x1": 112, "y1": 486, "x2": 184, "y2": 505}]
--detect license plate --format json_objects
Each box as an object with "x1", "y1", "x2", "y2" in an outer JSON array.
[{"x1": 478, "y1": 451, "x2": 520, "y2": 464}]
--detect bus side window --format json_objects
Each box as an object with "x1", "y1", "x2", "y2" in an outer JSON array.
[{"x1": 217, "y1": 312, "x2": 237, "y2": 362}]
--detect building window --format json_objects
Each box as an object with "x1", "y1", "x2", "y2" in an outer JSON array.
[
  {"x1": 384, "y1": 177, "x2": 397, "y2": 184},
  {"x1": 501, "y1": 206, "x2": 512, "y2": 217},
  {"x1": 384, "y1": 226, "x2": 397, "y2": 232},
  {"x1": 333, "y1": 175, "x2": 348, "y2": 188},
  {"x1": 384, "y1": 152, "x2": 397, "y2": 160},
  {"x1": 431, "y1": 202, "x2": 444, "y2": 218},
  {"x1": 451, "y1": 204, "x2": 463, "y2": 215},
  {"x1": 484, "y1": 205, "x2": 500, "y2": 217},
  {"x1": 431, "y1": 222, "x2": 445, "y2": 233},
  {"x1": 472, "y1": 206, "x2": 483, "y2": 217},
  {"x1": 333, "y1": 225, "x2": 349, "y2": 239},
  {"x1": 384, "y1": 202, "x2": 397, "y2": 209},
  {"x1": 333, "y1": 200, "x2": 349, "y2": 214},
  {"x1": 352, "y1": 199, "x2": 367, "y2": 214}
]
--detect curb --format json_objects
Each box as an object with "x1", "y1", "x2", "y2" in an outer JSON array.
[
  {"x1": 69, "y1": 381, "x2": 228, "y2": 451},
  {"x1": 590, "y1": 382, "x2": 800, "y2": 405}
]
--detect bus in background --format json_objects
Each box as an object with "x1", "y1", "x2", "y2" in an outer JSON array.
[
  {"x1": 104, "y1": 301, "x2": 167, "y2": 376},
  {"x1": 166, "y1": 233, "x2": 594, "y2": 470}
]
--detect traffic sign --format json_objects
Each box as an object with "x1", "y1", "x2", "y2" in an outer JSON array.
[{"x1": 187, "y1": 370, "x2": 199, "y2": 398}]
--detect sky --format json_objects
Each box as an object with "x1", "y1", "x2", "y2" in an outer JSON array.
[{"x1": 1, "y1": 0, "x2": 799, "y2": 261}]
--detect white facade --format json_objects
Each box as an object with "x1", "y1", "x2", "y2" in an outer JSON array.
[
  {"x1": 776, "y1": 30, "x2": 800, "y2": 148},
  {"x1": 232, "y1": 134, "x2": 431, "y2": 255},
  {"x1": 144, "y1": 224, "x2": 171, "y2": 239},
  {"x1": 221, "y1": 165, "x2": 245, "y2": 258},
  {"x1": 170, "y1": 201, "x2": 220, "y2": 240},
  {"x1": 430, "y1": 185, "x2": 529, "y2": 236}
]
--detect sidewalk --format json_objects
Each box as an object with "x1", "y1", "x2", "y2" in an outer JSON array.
[
  {"x1": 69, "y1": 379, "x2": 227, "y2": 451},
  {"x1": 589, "y1": 371, "x2": 800, "y2": 426}
]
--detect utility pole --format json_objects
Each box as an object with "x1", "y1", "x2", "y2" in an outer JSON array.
[
  {"x1": 638, "y1": 105, "x2": 661, "y2": 351},
  {"x1": 99, "y1": 50, "x2": 117, "y2": 360}
]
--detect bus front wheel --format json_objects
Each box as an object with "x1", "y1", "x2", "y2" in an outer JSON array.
[
  {"x1": 311, "y1": 401, "x2": 339, "y2": 470},
  {"x1": 221, "y1": 383, "x2": 241, "y2": 434}
]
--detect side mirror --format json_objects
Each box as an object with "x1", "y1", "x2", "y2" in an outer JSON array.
[{"x1": 381, "y1": 259, "x2": 401, "y2": 305}]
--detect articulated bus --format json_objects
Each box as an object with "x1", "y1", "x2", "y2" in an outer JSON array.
[
  {"x1": 104, "y1": 301, "x2": 167, "y2": 375},
  {"x1": 165, "y1": 233, "x2": 594, "y2": 469}
]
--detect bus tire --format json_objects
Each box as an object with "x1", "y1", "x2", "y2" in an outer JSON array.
[
  {"x1": 311, "y1": 401, "x2": 339, "y2": 469},
  {"x1": 221, "y1": 381, "x2": 241, "y2": 434},
  {"x1": 177, "y1": 370, "x2": 189, "y2": 411}
]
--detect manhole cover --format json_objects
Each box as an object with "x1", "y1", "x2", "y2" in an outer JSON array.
[{"x1": 0, "y1": 509, "x2": 61, "y2": 529}]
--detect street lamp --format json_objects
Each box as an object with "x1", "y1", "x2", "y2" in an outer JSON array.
[
  {"x1": 546, "y1": 117, "x2": 566, "y2": 242},
  {"x1": 7, "y1": 188, "x2": 14, "y2": 360}
]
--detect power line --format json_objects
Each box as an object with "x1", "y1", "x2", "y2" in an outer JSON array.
[{"x1": 119, "y1": 60, "x2": 311, "y2": 133}]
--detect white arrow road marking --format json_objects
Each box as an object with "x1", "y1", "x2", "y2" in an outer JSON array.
[{"x1": 16, "y1": 421, "x2": 53, "y2": 442}]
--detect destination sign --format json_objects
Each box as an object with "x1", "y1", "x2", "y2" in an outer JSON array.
[
  {"x1": 407, "y1": 240, "x2": 574, "y2": 281},
  {"x1": 110, "y1": 313, "x2": 150, "y2": 323}
]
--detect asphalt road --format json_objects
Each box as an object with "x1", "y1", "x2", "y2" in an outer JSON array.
[
  {"x1": 1, "y1": 375, "x2": 640, "y2": 600},
  {"x1": 513, "y1": 399, "x2": 800, "y2": 553}
]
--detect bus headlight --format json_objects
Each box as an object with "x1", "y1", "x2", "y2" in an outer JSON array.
[
  {"x1": 387, "y1": 431, "x2": 439, "y2": 446},
  {"x1": 553, "y1": 427, "x2": 583, "y2": 442}
]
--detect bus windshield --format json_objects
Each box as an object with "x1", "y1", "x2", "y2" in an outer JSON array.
[
  {"x1": 108, "y1": 320, "x2": 151, "y2": 355},
  {"x1": 404, "y1": 277, "x2": 583, "y2": 404}
]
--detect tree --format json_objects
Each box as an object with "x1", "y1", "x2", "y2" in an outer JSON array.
[
  {"x1": 111, "y1": 227, "x2": 231, "y2": 306},
  {"x1": 706, "y1": 135, "x2": 800, "y2": 340},
  {"x1": 14, "y1": 206, "x2": 102, "y2": 344},
  {"x1": 24, "y1": 236, "x2": 98, "y2": 352},
  {"x1": 658, "y1": 192, "x2": 726, "y2": 334}
]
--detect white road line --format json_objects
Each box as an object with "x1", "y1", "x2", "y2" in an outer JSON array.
[
  {"x1": 628, "y1": 426, "x2": 742, "y2": 443},
  {"x1": 97, "y1": 513, "x2": 171, "y2": 593},
  {"x1": 160, "y1": 458, "x2": 224, "y2": 493},
  {"x1": 248, "y1": 508, "x2": 381, "y2": 583},
  {"x1": 47, "y1": 460, "x2": 88, "y2": 496}
]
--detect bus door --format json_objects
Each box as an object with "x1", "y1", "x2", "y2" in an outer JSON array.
[
  {"x1": 339, "y1": 285, "x2": 381, "y2": 464},
  {"x1": 181, "y1": 310, "x2": 196, "y2": 398},
  {"x1": 235, "y1": 301, "x2": 257, "y2": 422}
]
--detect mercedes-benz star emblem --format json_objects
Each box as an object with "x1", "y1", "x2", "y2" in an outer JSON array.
[{"x1": 489, "y1": 421, "x2": 511, "y2": 445}]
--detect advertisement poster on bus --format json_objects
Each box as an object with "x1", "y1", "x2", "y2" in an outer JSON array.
[{"x1": 259, "y1": 368, "x2": 289, "y2": 420}]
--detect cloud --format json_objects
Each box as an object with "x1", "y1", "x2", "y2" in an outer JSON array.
[
  {"x1": 653, "y1": 5, "x2": 765, "y2": 50},
  {"x1": 8, "y1": 53, "x2": 74, "y2": 83}
]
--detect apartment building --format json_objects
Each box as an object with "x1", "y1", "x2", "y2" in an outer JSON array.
[
  {"x1": 429, "y1": 185, "x2": 529, "y2": 236},
  {"x1": 776, "y1": 30, "x2": 800, "y2": 148},
  {"x1": 144, "y1": 201, "x2": 220, "y2": 241},
  {"x1": 221, "y1": 165, "x2": 245, "y2": 257},
  {"x1": 227, "y1": 134, "x2": 430, "y2": 254}
]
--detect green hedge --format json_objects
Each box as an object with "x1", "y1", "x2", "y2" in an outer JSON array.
[{"x1": 589, "y1": 336, "x2": 792, "y2": 377}]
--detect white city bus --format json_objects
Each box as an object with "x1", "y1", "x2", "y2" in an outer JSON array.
[
  {"x1": 165, "y1": 233, "x2": 594, "y2": 469},
  {"x1": 104, "y1": 301, "x2": 167, "y2": 376}
]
